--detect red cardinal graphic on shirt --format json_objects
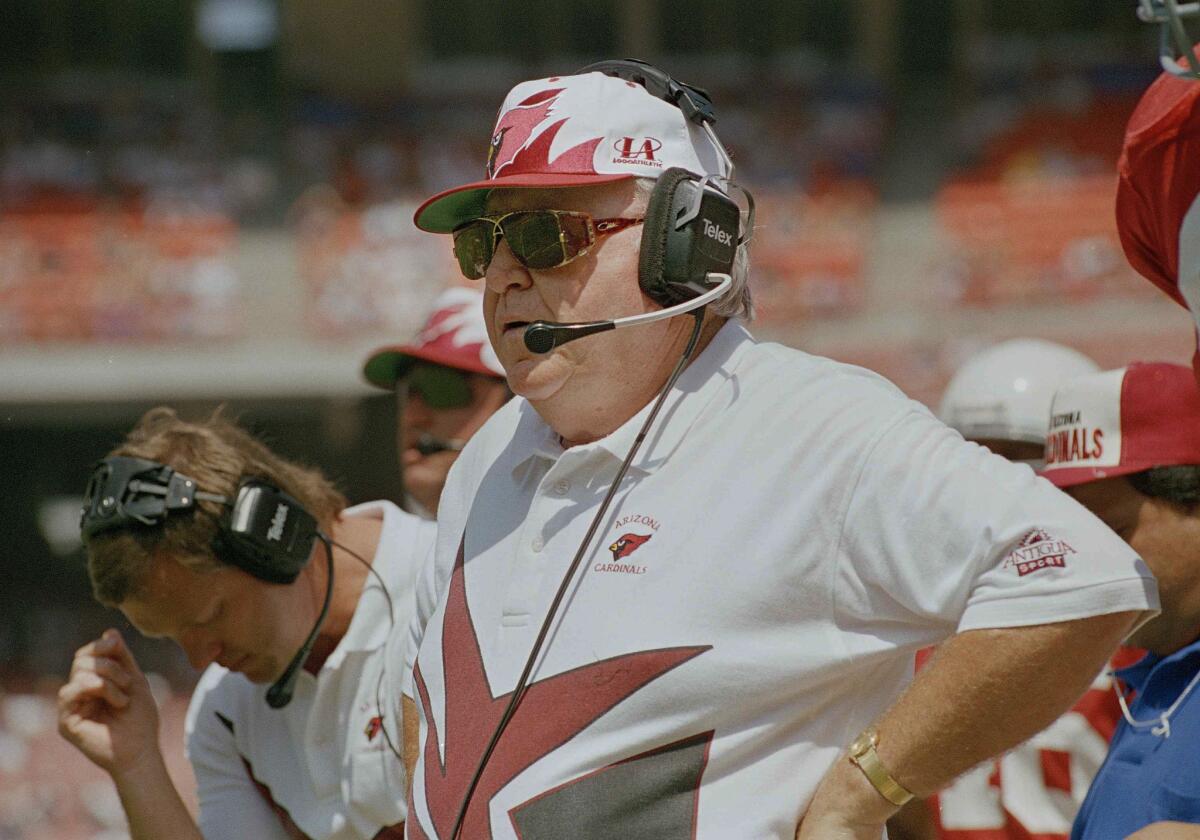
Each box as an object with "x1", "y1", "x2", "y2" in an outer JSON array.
[
  {"x1": 408, "y1": 540, "x2": 709, "y2": 840},
  {"x1": 364, "y1": 715, "x2": 383, "y2": 742},
  {"x1": 609, "y1": 532, "x2": 652, "y2": 560}
]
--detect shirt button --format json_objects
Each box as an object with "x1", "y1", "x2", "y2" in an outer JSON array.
[
  {"x1": 554, "y1": 480, "x2": 570, "y2": 495},
  {"x1": 532, "y1": 536, "x2": 544, "y2": 552}
]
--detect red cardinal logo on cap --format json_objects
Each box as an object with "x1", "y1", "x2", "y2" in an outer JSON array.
[
  {"x1": 484, "y1": 86, "x2": 604, "y2": 180},
  {"x1": 609, "y1": 533, "x2": 651, "y2": 561},
  {"x1": 487, "y1": 88, "x2": 562, "y2": 179},
  {"x1": 486, "y1": 127, "x2": 510, "y2": 179}
]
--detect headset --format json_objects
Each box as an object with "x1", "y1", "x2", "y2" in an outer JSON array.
[
  {"x1": 81, "y1": 456, "x2": 326, "y2": 709},
  {"x1": 522, "y1": 58, "x2": 754, "y2": 356},
  {"x1": 455, "y1": 60, "x2": 747, "y2": 839}
]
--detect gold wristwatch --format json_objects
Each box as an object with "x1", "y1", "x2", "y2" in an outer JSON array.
[{"x1": 847, "y1": 728, "x2": 914, "y2": 806}]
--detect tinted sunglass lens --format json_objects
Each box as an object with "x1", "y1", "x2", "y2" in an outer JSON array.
[
  {"x1": 502, "y1": 212, "x2": 569, "y2": 270},
  {"x1": 408, "y1": 365, "x2": 473, "y2": 409},
  {"x1": 452, "y1": 222, "x2": 495, "y2": 280},
  {"x1": 557, "y1": 213, "x2": 594, "y2": 259}
]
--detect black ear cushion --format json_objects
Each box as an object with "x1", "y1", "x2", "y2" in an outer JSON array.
[
  {"x1": 212, "y1": 529, "x2": 305, "y2": 584},
  {"x1": 639, "y1": 167, "x2": 695, "y2": 305}
]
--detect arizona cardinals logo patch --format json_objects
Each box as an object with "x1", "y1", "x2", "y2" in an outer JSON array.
[
  {"x1": 364, "y1": 715, "x2": 383, "y2": 742},
  {"x1": 609, "y1": 532, "x2": 651, "y2": 560}
]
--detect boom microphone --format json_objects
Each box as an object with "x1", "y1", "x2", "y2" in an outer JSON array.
[
  {"x1": 266, "y1": 538, "x2": 335, "y2": 709},
  {"x1": 415, "y1": 433, "x2": 466, "y2": 456},
  {"x1": 523, "y1": 274, "x2": 733, "y2": 355}
]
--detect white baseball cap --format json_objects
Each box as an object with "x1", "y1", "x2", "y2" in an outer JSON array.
[
  {"x1": 413, "y1": 69, "x2": 730, "y2": 233},
  {"x1": 1041, "y1": 362, "x2": 1200, "y2": 487},
  {"x1": 938, "y1": 339, "x2": 1100, "y2": 445}
]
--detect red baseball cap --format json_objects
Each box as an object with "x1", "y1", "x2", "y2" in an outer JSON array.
[
  {"x1": 1041, "y1": 362, "x2": 1200, "y2": 488},
  {"x1": 413, "y1": 69, "x2": 731, "y2": 234},
  {"x1": 1117, "y1": 62, "x2": 1200, "y2": 374},
  {"x1": 362, "y1": 287, "x2": 504, "y2": 389}
]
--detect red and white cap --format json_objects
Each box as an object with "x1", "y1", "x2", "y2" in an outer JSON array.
[
  {"x1": 1117, "y1": 64, "x2": 1200, "y2": 374},
  {"x1": 1041, "y1": 362, "x2": 1200, "y2": 488},
  {"x1": 362, "y1": 287, "x2": 504, "y2": 389},
  {"x1": 413, "y1": 70, "x2": 730, "y2": 233}
]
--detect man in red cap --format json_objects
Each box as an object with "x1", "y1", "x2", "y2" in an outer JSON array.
[
  {"x1": 363, "y1": 287, "x2": 509, "y2": 517},
  {"x1": 1041, "y1": 362, "x2": 1200, "y2": 838}
]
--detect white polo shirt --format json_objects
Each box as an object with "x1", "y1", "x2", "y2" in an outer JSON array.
[
  {"x1": 185, "y1": 500, "x2": 435, "y2": 840},
  {"x1": 403, "y1": 322, "x2": 1157, "y2": 840}
]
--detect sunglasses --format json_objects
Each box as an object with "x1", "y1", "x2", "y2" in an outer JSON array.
[
  {"x1": 451, "y1": 210, "x2": 643, "y2": 280},
  {"x1": 403, "y1": 364, "x2": 475, "y2": 410}
]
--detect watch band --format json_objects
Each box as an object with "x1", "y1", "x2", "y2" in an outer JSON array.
[{"x1": 847, "y1": 728, "x2": 914, "y2": 806}]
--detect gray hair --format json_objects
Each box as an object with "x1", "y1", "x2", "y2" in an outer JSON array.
[{"x1": 633, "y1": 177, "x2": 754, "y2": 321}]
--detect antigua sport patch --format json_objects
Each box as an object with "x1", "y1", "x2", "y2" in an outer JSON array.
[{"x1": 1003, "y1": 529, "x2": 1076, "y2": 577}]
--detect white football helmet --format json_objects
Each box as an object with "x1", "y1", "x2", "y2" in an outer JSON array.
[
  {"x1": 1139, "y1": 0, "x2": 1200, "y2": 78},
  {"x1": 939, "y1": 339, "x2": 1100, "y2": 446}
]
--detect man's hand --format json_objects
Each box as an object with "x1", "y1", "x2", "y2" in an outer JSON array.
[
  {"x1": 795, "y1": 750, "x2": 899, "y2": 839},
  {"x1": 57, "y1": 628, "x2": 161, "y2": 778},
  {"x1": 1127, "y1": 823, "x2": 1200, "y2": 839}
]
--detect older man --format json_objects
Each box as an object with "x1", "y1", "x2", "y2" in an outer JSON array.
[
  {"x1": 1042, "y1": 362, "x2": 1200, "y2": 839},
  {"x1": 400, "y1": 62, "x2": 1157, "y2": 840},
  {"x1": 363, "y1": 287, "x2": 510, "y2": 517}
]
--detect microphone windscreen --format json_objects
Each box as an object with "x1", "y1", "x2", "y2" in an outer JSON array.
[
  {"x1": 266, "y1": 663, "x2": 301, "y2": 708},
  {"x1": 524, "y1": 323, "x2": 558, "y2": 354}
]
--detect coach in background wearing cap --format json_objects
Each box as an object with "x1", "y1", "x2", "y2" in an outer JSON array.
[
  {"x1": 400, "y1": 63, "x2": 1157, "y2": 840},
  {"x1": 888, "y1": 339, "x2": 1125, "y2": 840},
  {"x1": 363, "y1": 287, "x2": 509, "y2": 518},
  {"x1": 1042, "y1": 363, "x2": 1200, "y2": 839}
]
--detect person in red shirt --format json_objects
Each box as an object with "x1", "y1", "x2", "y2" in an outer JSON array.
[{"x1": 1119, "y1": 2, "x2": 1200, "y2": 378}]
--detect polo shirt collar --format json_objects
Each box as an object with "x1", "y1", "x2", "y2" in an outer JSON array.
[
  {"x1": 510, "y1": 320, "x2": 756, "y2": 476},
  {"x1": 1114, "y1": 636, "x2": 1200, "y2": 692}
]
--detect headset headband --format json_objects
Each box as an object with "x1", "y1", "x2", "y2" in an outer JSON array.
[
  {"x1": 574, "y1": 58, "x2": 717, "y2": 126},
  {"x1": 81, "y1": 456, "x2": 227, "y2": 539},
  {"x1": 574, "y1": 58, "x2": 736, "y2": 185},
  {"x1": 80, "y1": 455, "x2": 318, "y2": 585}
]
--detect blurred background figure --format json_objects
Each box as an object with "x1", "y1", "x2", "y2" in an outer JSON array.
[
  {"x1": 362, "y1": 287, "x2": 509, "y2": 517},
  {"x1": 938, "y1": 338, "x2": 1099, "y2": 463},
  {"x1": 889, "y1": 338, "x2": 1124, "y2": 840},
  {"x1": 1118, "y1": 6, "x2": 1200, "y2": 382},
  {"x1": 1042, "y1": 361, "x2": 1200, "y2": 838}
]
